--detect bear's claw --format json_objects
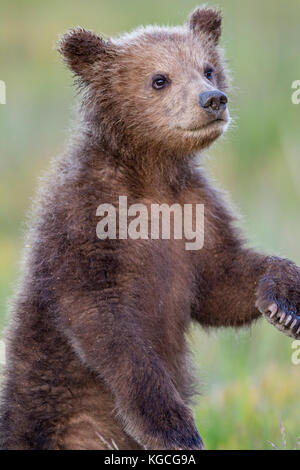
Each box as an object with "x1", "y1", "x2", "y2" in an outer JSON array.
[{"x1": 264, "y1": 303, "x2": 300, "y2": 339}]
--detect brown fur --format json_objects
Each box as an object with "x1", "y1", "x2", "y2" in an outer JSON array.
[{"x1": 1, "y1": 7, "x2": 300, "y2": 450}]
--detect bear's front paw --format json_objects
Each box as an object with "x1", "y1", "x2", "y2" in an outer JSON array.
[
  {"x1": 262, "y1": 303, "x2": 300, "y2": 339},
  {"x1": 144, "y1": 407, "x2": 205, "y2": 450},
  {"x1": 255, "y1": 258, "x2": 300, "y2": 339},
  {"x1": 163, "y1": 431, "x2": 204, "y2": 451}
]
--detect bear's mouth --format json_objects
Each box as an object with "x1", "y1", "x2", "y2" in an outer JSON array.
[{"x1": 177, "y1": 118, "x2": 227, "y2": 133}]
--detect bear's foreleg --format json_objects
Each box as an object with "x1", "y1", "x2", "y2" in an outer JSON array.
[
  {"x1": 193, "y1": 249, "x2": 300, "y2": 337},
  {"x1": 57, "y1": 291, "x2": 203, "y2": 450}
]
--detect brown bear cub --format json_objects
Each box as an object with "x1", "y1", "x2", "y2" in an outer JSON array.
[{"x1": 1, "y1": 7, "x2": 300, "y2": 450}]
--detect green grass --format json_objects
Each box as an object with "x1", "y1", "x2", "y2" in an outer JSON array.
[{"x1": 0, "y1": 0, "x2": 300, "y2": 449}]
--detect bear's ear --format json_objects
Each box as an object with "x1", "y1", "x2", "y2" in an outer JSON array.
[
  {"x1": 188, "y1": 7, "x2": 222, "y2": 45},
  {"x1": 58, "y1": 28, "x2": 112, "y2": 80}
]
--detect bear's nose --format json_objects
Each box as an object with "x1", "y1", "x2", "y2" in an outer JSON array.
[{"x1": 199, "y1": 90, "x2": 228, "y2": 117}]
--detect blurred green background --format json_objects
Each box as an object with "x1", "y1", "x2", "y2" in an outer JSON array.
[{"x1": 0, "y1": 0, "x2": 300, "y2": 450}]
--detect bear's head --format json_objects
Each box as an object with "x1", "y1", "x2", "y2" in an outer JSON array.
[{"x1": 59, "y1": 7, "x2": 230, "y2": 158}]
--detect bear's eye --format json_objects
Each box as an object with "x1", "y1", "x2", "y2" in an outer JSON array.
[
  {"x1": 152, "y1": 74, "x2": 169, "y2": 90},
  {"x1": 204, "y1": 67, "x2": 214, "y2": 81}
]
